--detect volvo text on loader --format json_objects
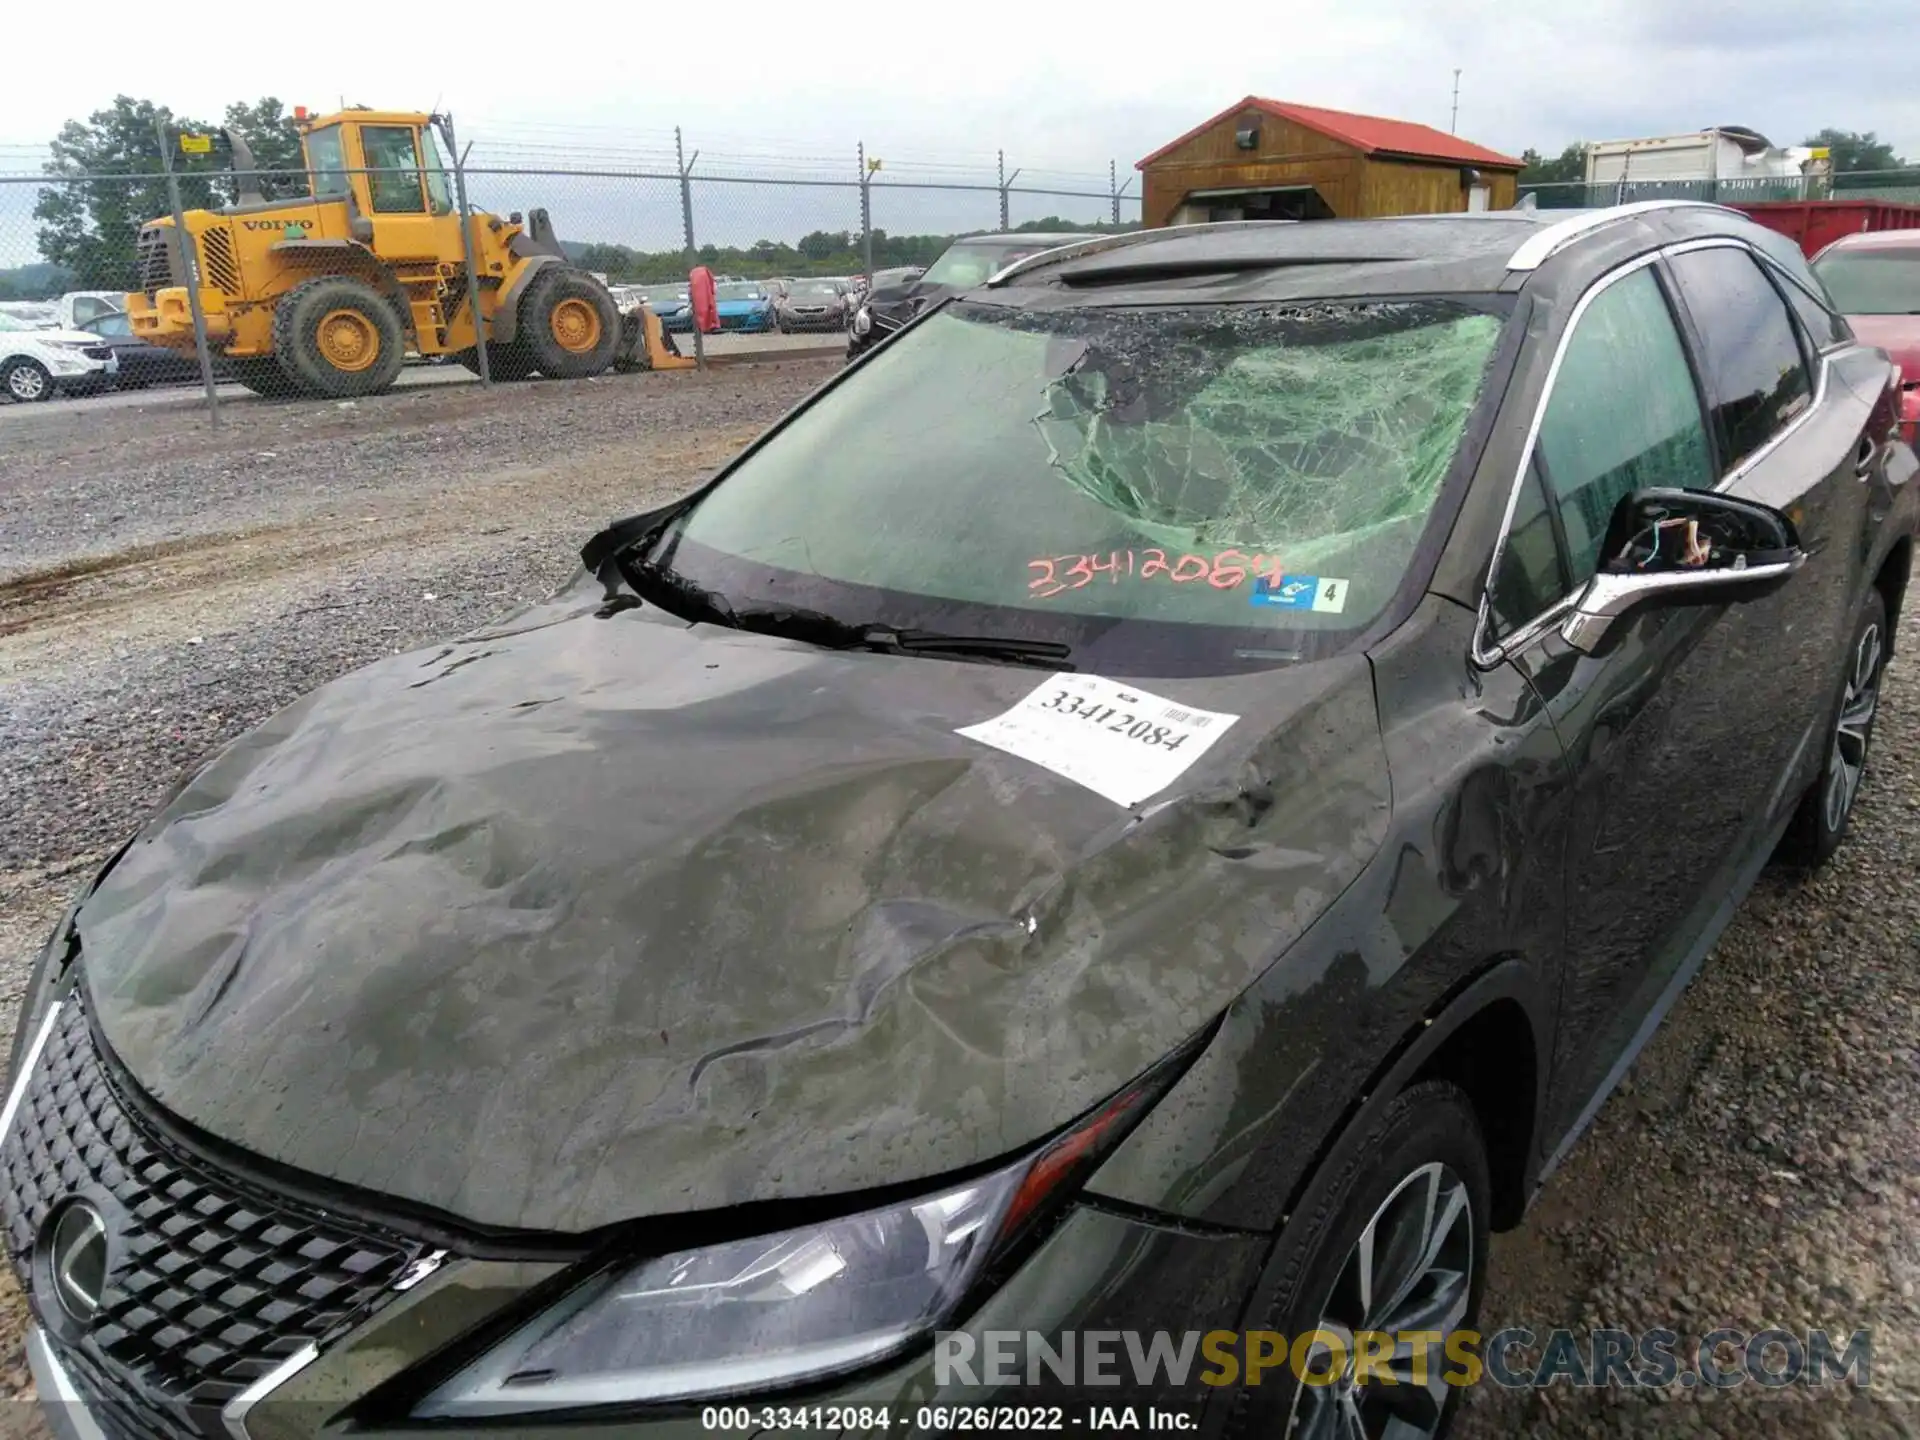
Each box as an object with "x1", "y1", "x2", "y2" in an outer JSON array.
[{"x1": 127, "y1": 108, "x2": 691, "y2": 398}]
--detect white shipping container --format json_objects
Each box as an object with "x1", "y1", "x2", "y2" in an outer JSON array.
[{"x1": 1584, "y1": 127, "x2": 1812, "y2": 186}]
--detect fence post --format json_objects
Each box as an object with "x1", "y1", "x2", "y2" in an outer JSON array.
[
  {"x1": 858, "y1": 142, "x2": 874, "y2": 282},
  {"x1": 1110, "y1": 160, "x2": 1119, "y2": 226},
  {"x1": 997, "y1": 151, "x2": 1021, "y2": 232},
  {"x1": 438, "y1": 114, "x2": 489, "y2": 387},
  {"x1": 155, "y1": 118, "x2": 221, "y2": 426},
  {"x1": 676, "y1": 126, "x2": 705, "y2": 372}
]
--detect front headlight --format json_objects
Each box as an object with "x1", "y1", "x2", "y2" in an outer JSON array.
[
  {"x1": 416, "y1": 1163, "x2": 1023, "y2": 1416},
  {"x1": 852, "y1": 306, "x2": 872, "y2": 336},
  {"x1": 408, "y1": 1056, "x2": 1187, "y2": 1417}
]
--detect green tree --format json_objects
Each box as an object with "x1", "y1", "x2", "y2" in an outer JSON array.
[
  {"x1": 34, "y1": 96, "x2": 224, "y2": 288},
  {"x1": 222, "y1": 97, "x2": 304, "y2": 197},
  {"x1": 34, "y1": 94, "x2": 307, "y2": 289},
  {"x1": 1803, "y1": 129, "x2": 1906, "y2": 175},
  {"x1": 1518, "y1": 144, "x2": 1588, "y2": 208},
  {"x1": 797, "y1": 228, "x2": 848, "y2": 260}
]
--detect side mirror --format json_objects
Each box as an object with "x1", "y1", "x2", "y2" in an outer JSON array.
[{"x1": 1560, "y1": 488, "x2": 1805, "y2": 654}]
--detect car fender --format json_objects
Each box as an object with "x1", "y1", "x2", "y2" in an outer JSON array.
[
  {"x1": 1084, "y1": 945, "x2": 1552, "y2": 1236},
  {"x1": 487, "y1": 254, "x2": 562, "y2": 346}
]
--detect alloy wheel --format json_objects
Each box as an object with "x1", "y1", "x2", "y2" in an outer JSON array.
[
  {"x1": 6, "y1": 364, "x2": 47, "y2": 401},
  {"x1": 1288, "y1": 1162, "x2": 1474, "y2": 1440},
  {"x1": 1823, "y1": 620, "x2": 1882, "y2": 833}
]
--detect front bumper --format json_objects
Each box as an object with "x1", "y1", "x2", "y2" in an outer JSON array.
[
  {"x1": 777, "y1": 308, "x2": 846, "y2": 332},
  {"x1": 127, "y1": 288, "x2": 232, "y2": 346},
  {"x1": 6, "y1": 986, "x2": 1267, "y2": 1439}
]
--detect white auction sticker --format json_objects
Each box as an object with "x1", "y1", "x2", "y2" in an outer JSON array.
[{"x1": 956, "y1": 673, "x2": 1240, "y2": 808}]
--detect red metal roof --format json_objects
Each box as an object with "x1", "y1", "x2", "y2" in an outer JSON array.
[{"x1": 1138, "y1": 96, "x2": 1524, "y2": 171}]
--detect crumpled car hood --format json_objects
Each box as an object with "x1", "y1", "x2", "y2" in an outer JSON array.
[{"x1": 76, "y1": 574, "x2": 1391, "y2": 1234}]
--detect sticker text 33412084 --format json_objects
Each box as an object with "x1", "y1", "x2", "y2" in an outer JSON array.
[{"x1": 1038, "y1": 688, "x2": 1194, "y2": 750}]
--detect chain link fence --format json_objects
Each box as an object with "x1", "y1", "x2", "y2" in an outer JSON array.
[
  {"x1": 6, "y1": 121, "x2": 1915, "y2": 418},
  {"x1": 1517, "y1": 166, "x2": 1920, "y2": 209},
  {"x1": 0, "y1": 120, "x2": 1141, "y2": 415}
]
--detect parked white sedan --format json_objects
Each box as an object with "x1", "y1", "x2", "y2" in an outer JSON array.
[{"x1": 0, "y1": 313, "x2": 118, "y2": 402}]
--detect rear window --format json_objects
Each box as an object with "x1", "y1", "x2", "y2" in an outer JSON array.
[
  {"x1": 658, "y1": 298, "x2": 1508, "y2": 674},
  {"x1": 1813, "y1": 249, "x2": 1920, "y2": 317}
]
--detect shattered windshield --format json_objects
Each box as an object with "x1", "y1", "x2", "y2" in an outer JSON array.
[{"x1": 660, "y1": 298, "x2": 1506, "y2": 671}]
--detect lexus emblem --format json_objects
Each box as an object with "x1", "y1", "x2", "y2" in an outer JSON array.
[{"x1": 47, "y1": 1204, "x2": 108, "y2": 1326}]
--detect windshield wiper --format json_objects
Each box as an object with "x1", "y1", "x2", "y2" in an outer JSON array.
[{"x1": 726, "y1": 605, "x2": 1073, "y2": 669}]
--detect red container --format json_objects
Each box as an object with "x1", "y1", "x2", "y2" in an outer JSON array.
[{"x1": 1730, "y1": 199, "x2": 1920, "y2": 258}]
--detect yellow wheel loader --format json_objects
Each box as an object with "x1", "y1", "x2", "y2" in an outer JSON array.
[{"x1": 126, "y1": 108, "x2": 692, "y2": 399}]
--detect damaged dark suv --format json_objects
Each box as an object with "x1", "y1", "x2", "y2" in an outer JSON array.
[{"x1": 6, "y1": 203, "x2": 1915, "y2": 1440}]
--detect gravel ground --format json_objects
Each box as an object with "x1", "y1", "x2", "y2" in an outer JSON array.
[{"x1": 0, "y1": 375, "x2": 1916, "y2": 1436}]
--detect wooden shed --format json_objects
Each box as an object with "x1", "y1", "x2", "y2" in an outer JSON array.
[{"x1": 1138, "y1": 96, "x2": 1523, "y2": 228}]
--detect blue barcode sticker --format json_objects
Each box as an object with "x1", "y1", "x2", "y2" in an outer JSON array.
[{"x1": 1251, "y1": 574, "x2": 1348, "y2": 613}]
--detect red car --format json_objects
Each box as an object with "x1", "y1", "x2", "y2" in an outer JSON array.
[{"x1": 1813, "y1": 228, "x2": 1920, "y2": 446}]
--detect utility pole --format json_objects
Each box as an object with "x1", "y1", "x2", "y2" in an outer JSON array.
[
  {"x1": 1110, "y1": 160, "x2": 1119, "y2": 226},
  {"x1": 1449, "y1": 69, "x2": 1461, "y2": 134}
]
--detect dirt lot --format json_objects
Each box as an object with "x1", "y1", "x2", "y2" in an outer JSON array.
[{"x1": 0, "y1": 372, "x2": 1916, "y2": 1437}]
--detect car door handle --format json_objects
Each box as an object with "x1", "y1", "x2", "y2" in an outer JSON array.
[{"x1": 1855, "y1": 434, "x2": 1878, "y2": 478}]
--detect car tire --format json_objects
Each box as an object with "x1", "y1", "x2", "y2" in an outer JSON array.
[
  {"x1": 1228, "y1": 1080, "x2": 1490, "y2": 1440},
  {"x1": 518, "y1": 268, "x2": 621, "y2": 379},
  {"x1": 3, "y1": 358, "x2": 53, "y2": 403},
  {"x1": 272, "y1": 277, "x2": 408, "y2": 398},
  {"x1": 1779, "y1": 588, "x2": 1889, "y2": 870}
]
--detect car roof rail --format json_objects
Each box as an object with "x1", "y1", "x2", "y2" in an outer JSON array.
[
  {"x1": 986, "y1": 220, "x2": 1299, "y2": 287},
  {"x1": 1504, "y1": 199, "x2": 1748, "y2": 272}
]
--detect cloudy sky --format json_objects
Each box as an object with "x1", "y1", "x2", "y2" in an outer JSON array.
[
  {"x1": 2, "y1": 0, "x2": 1913, "y2": 268},
  {"x1": 4, "y1": 0, "x2": 1913, "y2": 170}
]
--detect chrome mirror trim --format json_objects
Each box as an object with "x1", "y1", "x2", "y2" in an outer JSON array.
[{"x1": 1559, "y1": 555, "x2": 1804, "y2": 653}]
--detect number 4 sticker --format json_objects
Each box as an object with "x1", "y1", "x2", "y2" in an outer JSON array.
[{"x1": 1311, "y1": 577, "x2": 1346, "y2": 613}]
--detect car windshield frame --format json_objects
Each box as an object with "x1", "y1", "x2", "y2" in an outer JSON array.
[
  {"x1": 716, "y1": 282, "x2": 767, "y2": 301},
  {"x1": 1812, "y1": 247, "x2": 1920, "y2": 316},
  {"x1": 636, "y1": 290, "x2": 1522, "y2": 677}
]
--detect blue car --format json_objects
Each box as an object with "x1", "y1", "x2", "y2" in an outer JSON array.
[{"x1": 713, "y1": 280, "x2": 777, "y2": 333}]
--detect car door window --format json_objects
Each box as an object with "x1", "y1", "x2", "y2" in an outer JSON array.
[
  {"x1": 1499, "y1": 265, "x2": 1716, "y2": 605},
  {"x1": 71, "y1": 296, "x2": 119, "y2": 328},
  {"x1": 1666, "y1": 246, "x2": 1813, "y2": 469},
  {"x1": 361, "y1": 126, "x2": 426, "y2": 213},
  {"x1": 1768, "y1": 264, "x2": 1851, "y2": 349},
  {"x1": 304, "y1": 126, "x2": 350, "y2": 200},
  {"x1": 1488, "y1": 456, "x2": 1569, "y2": 634}
]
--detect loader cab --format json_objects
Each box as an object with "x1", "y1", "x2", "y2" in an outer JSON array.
[{"x1": 297, "y1": 110, "x2": 454, "y2": 218}]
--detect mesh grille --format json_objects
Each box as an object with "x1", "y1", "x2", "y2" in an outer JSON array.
[
  {"x1": 134, "y1": 229, "x2": 173, "y2": 297},
  {"x1": 198, "y1": 230, "x2": 239, "y2": 295},
  {"x1": 1, "y1": 994, "x2": 435, "y2": 1434}
]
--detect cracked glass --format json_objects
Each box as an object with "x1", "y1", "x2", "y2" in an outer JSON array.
[{"x1": 672, "y1": 298, "x2": 1505, "y2": 642}]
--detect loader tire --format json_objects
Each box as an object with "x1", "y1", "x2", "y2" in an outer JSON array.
[
  {"x1": 272, "y1": 277, "x2": 407, "y2": 398},
  {"x1": 455, "y1": 343, "x2": 538, "y2": 382},
  {"x1": 225, "y1": 357, "x2": 287, "y2": 398},
  {"x1": 519, "y1": 267, "x2": 621, "y2": 379}
]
